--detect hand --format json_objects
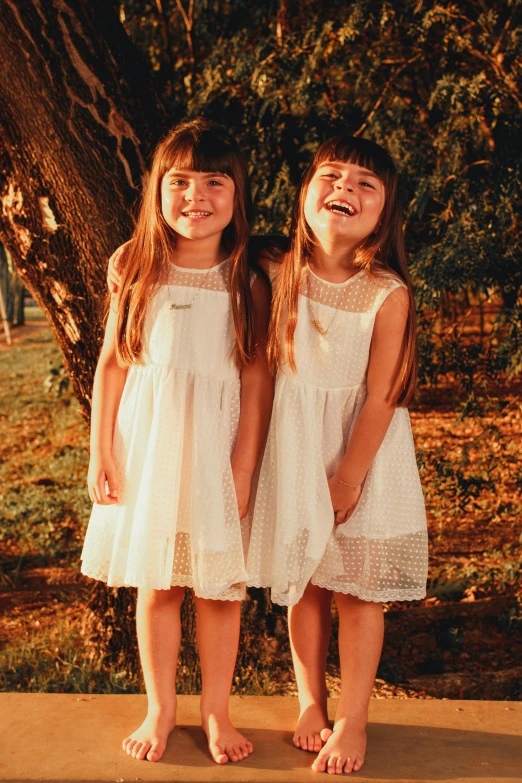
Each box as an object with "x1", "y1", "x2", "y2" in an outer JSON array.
[
  {"x1": 328, "y1": 475, "x2": 362, "y2": 525},
  {"x1": 107, "y1": 242, "x2": 129, "y2": 294},
  {"x1": 88, "y1": 452, "x2": 120, "y2": 505},
  {"x1": 232, "y1": 466, "x2": 252, "y2": 520}
]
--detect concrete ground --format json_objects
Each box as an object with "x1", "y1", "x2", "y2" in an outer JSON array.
[{"x1": 1, "y1": 695, "x2": 521, "y2": 783}]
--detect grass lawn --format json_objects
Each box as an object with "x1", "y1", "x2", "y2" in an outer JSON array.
[{"x1": 1, "y1": 323, "x2": 521, "y2": 698}]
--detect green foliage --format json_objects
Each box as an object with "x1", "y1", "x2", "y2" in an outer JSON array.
[{"x1": 121, "y1": 0, "x2": 522, "y2": 387}]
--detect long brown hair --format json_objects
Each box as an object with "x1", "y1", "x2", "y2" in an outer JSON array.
[
  {"x1": 116, "y1": 118, "x2": 254, "y2": 367},
  {"x1": 268, "y1": 135, "x2": 418, "y2": 406}
]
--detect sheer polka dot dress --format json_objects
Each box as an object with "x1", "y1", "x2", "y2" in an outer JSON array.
[
  {"x1": 247, "y1": 262, "x2": 428, "y2": 606},
  {"x1": 81, "y1": 260, "x2": 249, "y2": 600}
]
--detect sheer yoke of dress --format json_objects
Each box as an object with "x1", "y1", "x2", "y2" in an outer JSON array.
[
  {"x1": 247, "y1": 264, "x2": 428, "y2": 606},
  {"x1": 81, "y1": 260, "x2": 249, "y2": 601}
]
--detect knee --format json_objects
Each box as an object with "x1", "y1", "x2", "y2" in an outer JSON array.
[
  {"x1": 300, "y1": 582, "x2": 332, "y2": 606},
  {"x1": 335, "y1": 593, "x2": 383, "y2": 619},
  {"x1": 138, "y1": 585, "x2": 185, "y2": 609}
]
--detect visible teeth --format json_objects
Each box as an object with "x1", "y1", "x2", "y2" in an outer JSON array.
[
  {"x1": 327, "y1": 201, "x2": 356, "y2": 216},
  {"x1": 183, "y1": 211, "x2": 211, "y2": 216}
]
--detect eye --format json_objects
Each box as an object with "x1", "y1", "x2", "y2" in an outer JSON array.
[
  {"x1": 208, "y1": 179, "x2": 223, "y2": 186},
  {"x1": 320, "y1": 171, "x2": 338, "y2": 179},
  {"x1": 170, "y1": 179, "x2": 186, "y2": 186},
  {"x1": 360, "y1": 180, "x2": 375, "y2": 189}
]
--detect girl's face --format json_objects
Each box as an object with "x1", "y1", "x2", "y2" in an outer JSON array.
[
  {"x1": 303, "y1": 160, "x2": 385, "y2": 247},
  {"x1": 161, "y1": 168, "x2": 235, "y2": 242}
]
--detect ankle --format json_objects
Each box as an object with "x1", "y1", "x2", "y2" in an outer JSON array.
[
  {"x1": 200, "y1": 701, "x2": 230, "y2": 722},
  {"x1": 147, "y1": 698, "x2": 177, "y2": 717},
  {"x1": 334, "y1": 712, "x2": 368, "y2": 728},
  {"x1": 298, "y1": 693, "x2": 328, "y2": 713}
]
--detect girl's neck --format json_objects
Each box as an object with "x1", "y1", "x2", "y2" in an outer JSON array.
[
  {"x1": 171, "y1": 234, "x2": 227, "y2": 269},
  {"x1": 309, "y1": 240, "x2": 357, "y2": 283}
]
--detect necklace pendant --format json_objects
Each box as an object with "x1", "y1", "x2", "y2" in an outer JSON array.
[
  {"x1": 311, "y1": 318, "x2": 328, "y2": 336},
  {"x1": 170, "y1": 303, "x2": 192, "y2": 310}
]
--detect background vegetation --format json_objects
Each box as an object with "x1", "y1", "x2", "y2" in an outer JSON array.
[{"x1": 0, "y1": 0, "x2": 521, "y2": 699}]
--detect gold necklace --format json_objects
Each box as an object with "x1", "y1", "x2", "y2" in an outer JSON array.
[
  {"x1": 167, "y1": 257, "x2": 220, "y2": 311},
  {"x1": 307, "y1": 264, "x2": 351, "y2": 335}
]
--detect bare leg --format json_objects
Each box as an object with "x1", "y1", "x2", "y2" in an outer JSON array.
[
  {"x1": 312, "y1": 593, "x2": 383, "y2": 775},
  {"x1": 194, "y1": 595, "x2": 253, "y2": 765},
  {"x1": 122, "y1": 585, "x2": 184, "y2": 762},
  {"x1": 288, "y1": 582, "x2": 333, "y2": 752}
]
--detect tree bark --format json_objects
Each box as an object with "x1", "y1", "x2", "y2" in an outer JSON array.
[
  {"x1": 0, "y1": 0, "x2": 170, "y2": 681},
  {"x1": 0, "y1": 0, "x2": 166, "y2": 416}
]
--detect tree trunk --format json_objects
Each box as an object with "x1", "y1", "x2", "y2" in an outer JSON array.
[
  {"x1": 0, "y1": 0, "x2": 166, "y2": 415},
  {"x1": 0, "y1": 0, "x2": 169, "y2": 681}
]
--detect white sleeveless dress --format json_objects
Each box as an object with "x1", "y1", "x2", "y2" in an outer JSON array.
[
  {"x1": 81, "y1": 260, "x2": 249, "y2": 600},
  {"x1": 247, "y1": 263, "x2": 428, "y2": 606}
]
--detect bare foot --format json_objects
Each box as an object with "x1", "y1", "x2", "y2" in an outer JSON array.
[
  {"x1": 311, "y1": 717, "x2": 367, "y2": 774},
  {"x1": 122, "y1": 704, "x2": 177, "y2": 762},
  {"x1": 293, "y1": 702, "x2": 331, "y2": 753},
  {"x1": 202, "y1": 712, "x2": 253, "y2": 764}
]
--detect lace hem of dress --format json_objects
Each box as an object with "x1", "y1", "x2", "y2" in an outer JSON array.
[
  {"x1": 246, "y1": 578, "x2": 426, "y2": 605},
  {"x1": 81, "y1": 565, "x2": 246, "y2": 601}
]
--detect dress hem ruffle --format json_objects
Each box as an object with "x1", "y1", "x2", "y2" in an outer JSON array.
[
  {"x1": 81, "y1": 565, "x2": 247, "y2": 601},
  {"x1": 246, "y1": 578, "x2": 426, "y2": 605}
]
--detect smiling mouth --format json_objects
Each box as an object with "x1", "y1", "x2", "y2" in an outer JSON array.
[
  {"x1": 325, "y1": 200, "x2": 357, "y2": 216},
  {"x1": 181, "y1": 211, "x2": 212, "y2": 217}
]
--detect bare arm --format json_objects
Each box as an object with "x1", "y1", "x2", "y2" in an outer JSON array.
[
  {"x1": 231, "y1": 276, "x2": 275, "y2": 518},
  {"x1": 87, "y1": 299, "x2": 128, "y2": 504},
  {"x1": 329, "y1": 286, "x2": 410, "y2": 523}
]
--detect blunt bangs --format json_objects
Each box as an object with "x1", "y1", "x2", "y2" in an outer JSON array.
[
  {"x1": 313, "y1": 136, "x2": 396, "y2": 189},
  {"x1": 159, "y1": 128, "x2": 240, "y2": 181}
]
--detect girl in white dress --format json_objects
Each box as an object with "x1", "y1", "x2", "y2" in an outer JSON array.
[
  {"x1": 81, "y1": 119, "x2": 273, "y2": 765},
  {"x1": 247, "y1": 135, "x2": 428, "y2": 775}
]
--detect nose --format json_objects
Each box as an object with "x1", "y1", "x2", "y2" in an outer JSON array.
[
  {"x1": 184, "y1": 182, "x2": 205, "y2": 202},
  {"x1": 335, "y1": 174, "x2": 354, "y2": 193}
]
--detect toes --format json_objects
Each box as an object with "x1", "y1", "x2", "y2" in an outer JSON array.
[
  {"x1": 122, "y1": 736, "x2": 131, "y2": 751},
  {"x1": 245, "y1": 740, "x2": 254, "y2": 754},
  {"x1": 327, "y1": 755, "x2": 337, "y2": 775},
  {"x1": 320, "y1": 727, "x2": 333, "y2": 742},
  {"x1": 131, "y1": 741, "x2": 142, "y2": 758},
  {"x1": 209, "y1": 743, "x2": 228, "y2": 765},
  {"x1": 307, "y1": 735, "x2": 316, "y2": 753},
  {"x1": 313, "y1": 733, "x2": 323, "y2": 752},
  {"x1": 335, "y1": 757, "x2": 346, "y2": 775},
  {"x1": 238, "y1": 741, "x2": 251, "y2": 758},
  {"x1": 135, "y1": 742, "x2": 151, "y2": 761},
  {"x1": 344, "y1": 756, "x2": 354, "y2": 773},
  {"x1": 351, "y1": 756, "x2": 363, "y2": 772},
  {"x1": 147, "y1": 743, "x2": 163, "y2": 762},
  {"x1": 293, "y1": 733, "x2": 301, "y2": 748},
  {"x1": 229, "y1": 744, "x2": 242, "y2": 762},
  {"x1": 125, "y1": 739, "x2": 137, "y2": 756},
  {"x1": 312, "y1": 752, "x2": 329, "y2": 773}
]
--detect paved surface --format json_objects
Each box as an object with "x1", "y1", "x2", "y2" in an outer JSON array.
[{"x1": 1, "y1": 695, "x2": 521, "y2": 782}]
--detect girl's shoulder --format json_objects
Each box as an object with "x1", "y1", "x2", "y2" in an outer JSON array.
[
  {"x1": 371, "y1": 265, "x2": 407, "y2": 292},
  {"x1": 357, "y1": 266, "x2": 408, "y2": 314}
]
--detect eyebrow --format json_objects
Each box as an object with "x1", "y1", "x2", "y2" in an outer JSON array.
[
  {"x1": 167, "y1": 170, "x2": 229, "y2": 178},
  {"x1": 318, "y1": 162, "x2": 379, "y2": 178}
]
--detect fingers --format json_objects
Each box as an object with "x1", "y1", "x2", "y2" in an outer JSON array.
[
  {"x1": 334, "y1": 509, "x2": 350, "y2": 525},
  {"x1": 89, "y1": 474, "x2": 119, "y2": 505},
  {"x1": 105, "y1": 466, "x2": 120, "y2": 502}
]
